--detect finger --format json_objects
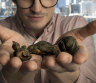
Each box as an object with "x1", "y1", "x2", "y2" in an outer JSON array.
[
  {"x1": 2, "y1": 57, "x2": 22, "y2": 77},
  {"x1": 56, "y1": 20, "x2": 96, "y2": 44},
  {"x1": 0, "y1": 50, "x2": 10, "y2": 65},
  {"x1": 73, "y1": 45, "x2": 88, "y2": 64},
  {"x1": 0, "y1": 44, "x2": 14, "y2": 55},
  {"x1": 0, "y1": 25, "x2": 17, "y2": 42},
  {"x1": 0, "y1": 25, "x2": 23, "y2": 42},
  {"x1": 0, "y1": 25, "x2": 28, "y2": 46},
  {"x1": 77, "y1": 20, "x2": 96, "y2": 40},
  {"x1": 21, "y1": 60, "x2": 38, "y2": 72},
  {"x1": 57, "y1": 52, "x2": 72, "y2": 64},
  {"x1": 20, "y1": 54, "x2": 42, "y2": 72},
  {"x1": 42, "y1": 56, "x2": 56, "y2": 68},
  {"x1": 9, "y1": 57, "x2": 22, "y2": 69},
  {"x1": 56, "y1": 45, "x2": 88, "y2": 72},
  {"x1": 67, "y1": 20, "x2": 96, "y2": 41},
  {"x1": 42, "y1": 56, "x2": 67, "y2": 72},
  {"x1": 56, "y1": 52, "x2": 79, "y2": 71}
]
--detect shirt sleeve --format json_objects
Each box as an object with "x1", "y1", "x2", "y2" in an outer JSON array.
[
  {"x1": 0, "y1": 64, "x2": 7, "y2": 83},
  {"x1": 0, "y1": 18, "x2": 11, "y2": 83},
  {"x1": 0, "y1": 72, "x2": 7, "y2": 83},
  {"x1": 76, "y1": 73, "x2": 96, "y2": 83},
  {"x1": 0, "y1": 43, "x2": 7, "y2": 83},
  {"x1": 72, "y1": 16, "x2": 96, "y2": 83}
]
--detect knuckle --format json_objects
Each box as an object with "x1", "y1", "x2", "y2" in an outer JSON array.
[
  {"x1": 25, "y1": 61, "x2": 37, "y2": 71},
  {"x1": 0, "y1": 51, "x2": 10, "y2": 65},
  {"x1": 10, "y1": 57, "x2": 22, "y2": 68}
]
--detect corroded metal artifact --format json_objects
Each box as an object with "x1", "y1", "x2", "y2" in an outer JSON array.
[
  {"x1": 12, "y1": 36, "x2": 79, "y2": 61},
  {"x1": 12, "y1": 41, "x2": 31, "y2": 61},
  {"x1": 55, "y1": 36, "x2": 79, "y2": 56}
]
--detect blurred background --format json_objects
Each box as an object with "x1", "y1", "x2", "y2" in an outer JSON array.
[
  {"x1": 55, "y1": 0, "x2": 96, "y2": 22},
  {"x1": 0, "y1": 0, "x2": 96, "y2": 21},
  {"x1": 0, "y1": 0, "x2": 96, "y2": 49},
  {"x1": 55, "y1": 0, "x2": 96, "y2": 50}
]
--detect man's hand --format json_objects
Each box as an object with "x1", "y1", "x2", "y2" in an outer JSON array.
[
  {"x1": 41, "y1": 20, "x2": 96, "y2": 83},
  {"x1": 0, "y1": 25, "x2": 42, "y2": 83}
]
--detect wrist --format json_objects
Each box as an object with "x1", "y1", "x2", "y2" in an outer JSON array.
[
  {"x1": 47, "y1": 70, "x2": 80, "y2": 83},
  {"x1": 2, "y1": 69, "x2": 38, "y2": 83}
]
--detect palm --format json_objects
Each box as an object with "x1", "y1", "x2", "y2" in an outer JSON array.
[
  {"x1": 42, "y1": 20, "x2": 96, "y2": 73},
  {"x1": 0, "y1": 25, "x2": 42, "y2": 83}
]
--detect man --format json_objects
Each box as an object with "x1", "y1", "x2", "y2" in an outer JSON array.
[{"x1": 0, "y1": 0, "x2": 96, "y2": 83}]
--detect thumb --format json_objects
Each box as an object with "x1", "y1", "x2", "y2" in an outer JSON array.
[
  {"x1": 0, "y1": 25, "x2": 27, "y2": 45},
  {"x1": 76, "y1": 20, "x2": 96, "y2": 41},
  {"x1": 0, "y1": 25, "x2": 28, "y2": 55},
  {"x1": 57, "y1": 20, "x2": 96, "y2": 42},
  {"x1": 0, "y1": 25, "x2": 16, "y2": 42}
]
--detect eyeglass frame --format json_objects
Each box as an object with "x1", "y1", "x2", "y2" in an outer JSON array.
[{"x1": 16, "y1": 0, "x2": 58, "y2": 9}]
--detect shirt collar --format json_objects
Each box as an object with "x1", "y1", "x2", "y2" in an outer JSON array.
[{"x1": 44, "y1": 13, "x2": 56, "y2": 32}]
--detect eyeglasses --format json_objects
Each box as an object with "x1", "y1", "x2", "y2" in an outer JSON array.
[{"x1": 17, "y1": 0, "x2": 58, "y2": 9}]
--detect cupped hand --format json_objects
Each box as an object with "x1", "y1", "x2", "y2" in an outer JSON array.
[
  {"x1": 0, "y1": 25, "x2": 42, "y2": 83},
  {"x1": 41, "y1": 20, "x2": 96, "y2": 83}
]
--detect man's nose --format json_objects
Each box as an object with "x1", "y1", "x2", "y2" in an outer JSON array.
[{"x1": 30, "y1": 0, "x2": 42, "y2": 13}]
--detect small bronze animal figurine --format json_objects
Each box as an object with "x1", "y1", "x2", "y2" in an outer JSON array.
[{"x1": 12, "y1": 36, "x2": 79, "y2": 61}]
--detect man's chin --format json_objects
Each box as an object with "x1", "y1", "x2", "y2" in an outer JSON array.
[
  {"x1": 29, "y1": 23, "x2": 46, "y2": 30},
  {"x1": 29, "y1": 25, "x2": 44, "y2": 30}
]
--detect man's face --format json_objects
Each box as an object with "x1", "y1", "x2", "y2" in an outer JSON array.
[{"x1": 14, "y1": 0, "x2": 56, "y2": 30}]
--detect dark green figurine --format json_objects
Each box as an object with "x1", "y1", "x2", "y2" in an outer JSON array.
[{"x1": 12, "y1": 36, "x2": 79, "y2": 61}]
